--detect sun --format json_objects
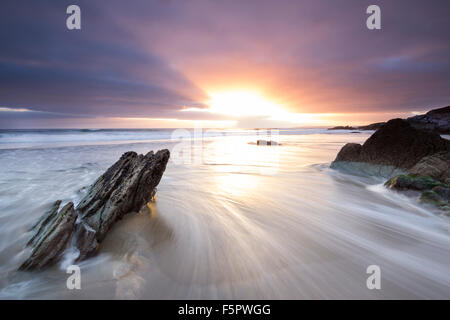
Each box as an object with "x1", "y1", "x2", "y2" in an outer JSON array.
[
  {"x1": 181, "y1": 89, "x2": 327, "y2": 126},
  {"x1": 207, "y1": 91, "x2": 285, "y2": 118}
]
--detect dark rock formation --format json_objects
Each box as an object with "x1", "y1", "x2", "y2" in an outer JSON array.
[
  {"x1": 357, "y1": 122, "x2": 386, "y2": 131},
  {"x1": 332, "y1": 143, "x2": 362, "y2": 162},
  {"x1": 408, "y1": 151, "x2": 450, "y2": 183},
  {"x1": 328, "y1": 125, "x2": 357, "y2": 130},
  {"x1": 329, "y1": 106, "x2": 450, "y2": 133},
  {"x1": 407, "y1": 106, "x2": 450, "y2": 134},
  {"x1": 20, "y1": 149, "x2": 170, "y2": 270},
  {"x1": 420, "y1": 186, "x2": 450, "y2": 211},
  {"x1": 328, "y1": 122, "x2": 385, "y2": 131},
  {"x1": 76, "y1": 150, "x2": 170, "y2": 242},
  {"x1": 384, "y1": 151, "x2": 450, "y2": 211},
  {"x1": 330, "y1": 107, "x2": 450, "y2": 212},
  {"x1": 19, "y1": 202, "x2": 77, "y2": 271},
  {"x1": 257, "y1": 140, "x2": 279, "y2": 146},
  {"x1": 73, "y1": 223, "x2": 99, "y2": 262},
  {"x1": 385, "y1": 174, "x2": 446, "y2": 191},
  {"x1": 332, "y1": 119, "x2": 450, "y2": 169},
  {"x1": 331, "y1": 118, "x2": 450, "y2": 211}
]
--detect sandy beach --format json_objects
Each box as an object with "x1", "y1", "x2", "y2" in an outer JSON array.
[{"x1": 0, "y1": 129, "x2": 449, "y2": 299}]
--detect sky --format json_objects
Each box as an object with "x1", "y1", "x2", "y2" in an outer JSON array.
[{"x1": 0, "y1": 0, "x2": 449, "y2": 128}]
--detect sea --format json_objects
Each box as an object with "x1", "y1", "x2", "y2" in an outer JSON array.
[{"x1": 0, "y1": 128, "x2": 449, "y2": 299}]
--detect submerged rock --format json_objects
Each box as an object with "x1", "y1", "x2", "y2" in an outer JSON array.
[
  {"x1": 20, "y1": 149, "x2": 170, "y2": 270},
  {"x1": 257, "y1": 140, "x2": 279, "y2": 146},
  {"x1": 332, "y1": 119, "x2": 450, "y2": 169},
  {"x1": 385, "y1": 174, "x2": 446, "y2": 191},
  {"x1": 384, "y1": 152, "x2": 450, "y2": 211},
  {"x1": 330, "y1": 159, "x2": 405, "y2": 179},
  {"x1": 420, "y1": 186, "x2": 450, "y2": 210},
  {"x1": 19, "y1": 202, "x2": 77, "y2": 270}
]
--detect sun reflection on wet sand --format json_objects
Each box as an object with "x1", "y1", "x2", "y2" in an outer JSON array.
[{"x1": 1, "y1": 132, "x2": 449, "y2": 299}]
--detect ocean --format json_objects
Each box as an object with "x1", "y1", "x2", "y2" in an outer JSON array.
[{"x1": 0, "y1": 128, "x2": 449, "y2": 299}]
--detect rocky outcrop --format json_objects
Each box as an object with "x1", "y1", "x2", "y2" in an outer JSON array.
[
  {"x1": 407, "y1": 106, "x2": 450, "y2": 134},
  {"x1": 328, "y1": 125, "x2": 357, "y2": 130},
  {"x1": 385, "y1": 174, "x2": 447, "y2": 191},
  {"x1": 332, "y1": 119, "x2": 450, "y2": 169},
  {"x1": 358, "y1": 122, "x2": 386, "y2": 131},
  {"x1": 328, "y1": 122, "x2": 385, "y2": 131},
  {"x1": 408, "y1": 151, "x2": 450, "y2": 183},
  {"x1": 329, "y1": 105, "x2": 450, "y2": 133},
  {"x1": 384, "y1": 151, "x2": 450, "y2": 211},
  {"x1": 384, "y1": 175, "x2": 450, "y2": 211},
  {"x1": 19, "y1": 202, "x2": 77, "y2": 271},
  {"x1": 73, "y1": 223, "x2": 99, "y2": 262},
  {"x1": 331, "y1": 115, "x2": 450, "y2": 212},
  {"x1": 332, "y1": 143, "x2": 362, "y2": 162},
  {"x1": 76, "y1": 150, "x2": 170, "y2": 242},
  {"x1": 20, "y1": 149, "x2": 170, "y2": 270}
]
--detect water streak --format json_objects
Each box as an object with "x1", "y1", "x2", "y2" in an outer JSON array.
[{"x1": 0, "y1": 129, "x2": 448, "y2": 299}]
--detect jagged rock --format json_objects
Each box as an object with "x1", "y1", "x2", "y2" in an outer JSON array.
[
  {"x1": 407, "y1": 106, "x2": 450, "y2": 134},
  {"x1": 408, "y1": 151, "x2": 450, "y2": 183},
  {"x1": 76, "y1": 149, "x2": 170, "y2": 243},
  {"x1": 332, "y1": 119, "x2": 450, "y2": 169},
  {"x1": 74, "y1": 223, "x2": 99, "y2": 262},
  {"x1": 19, "y1": 202, "x2": 77, "y2": 270},
  {"x1": 20, "y1": 149, "x2": 170, "y2": 270},
  {"x1": 26, "y1": 200, "x2": 62, "y2": 247}
]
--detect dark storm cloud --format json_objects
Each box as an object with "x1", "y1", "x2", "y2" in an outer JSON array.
[
  {"x1": 0, "y1": 0, "x2": 208, "y2": 120},
  {"x1": 0, "y1": 0, "x2": 449, "y2": 127}
]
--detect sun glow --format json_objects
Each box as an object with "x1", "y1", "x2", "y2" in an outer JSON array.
[
  {"x1": 206, "y1": 90, "x2": 321, "y2": 125},
  {"x1": 207, "y1": 91, "x2": 285, "y2": 118},
  {"x1": 181, "y1": 90, "x2": 338, "y2": 127}
]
